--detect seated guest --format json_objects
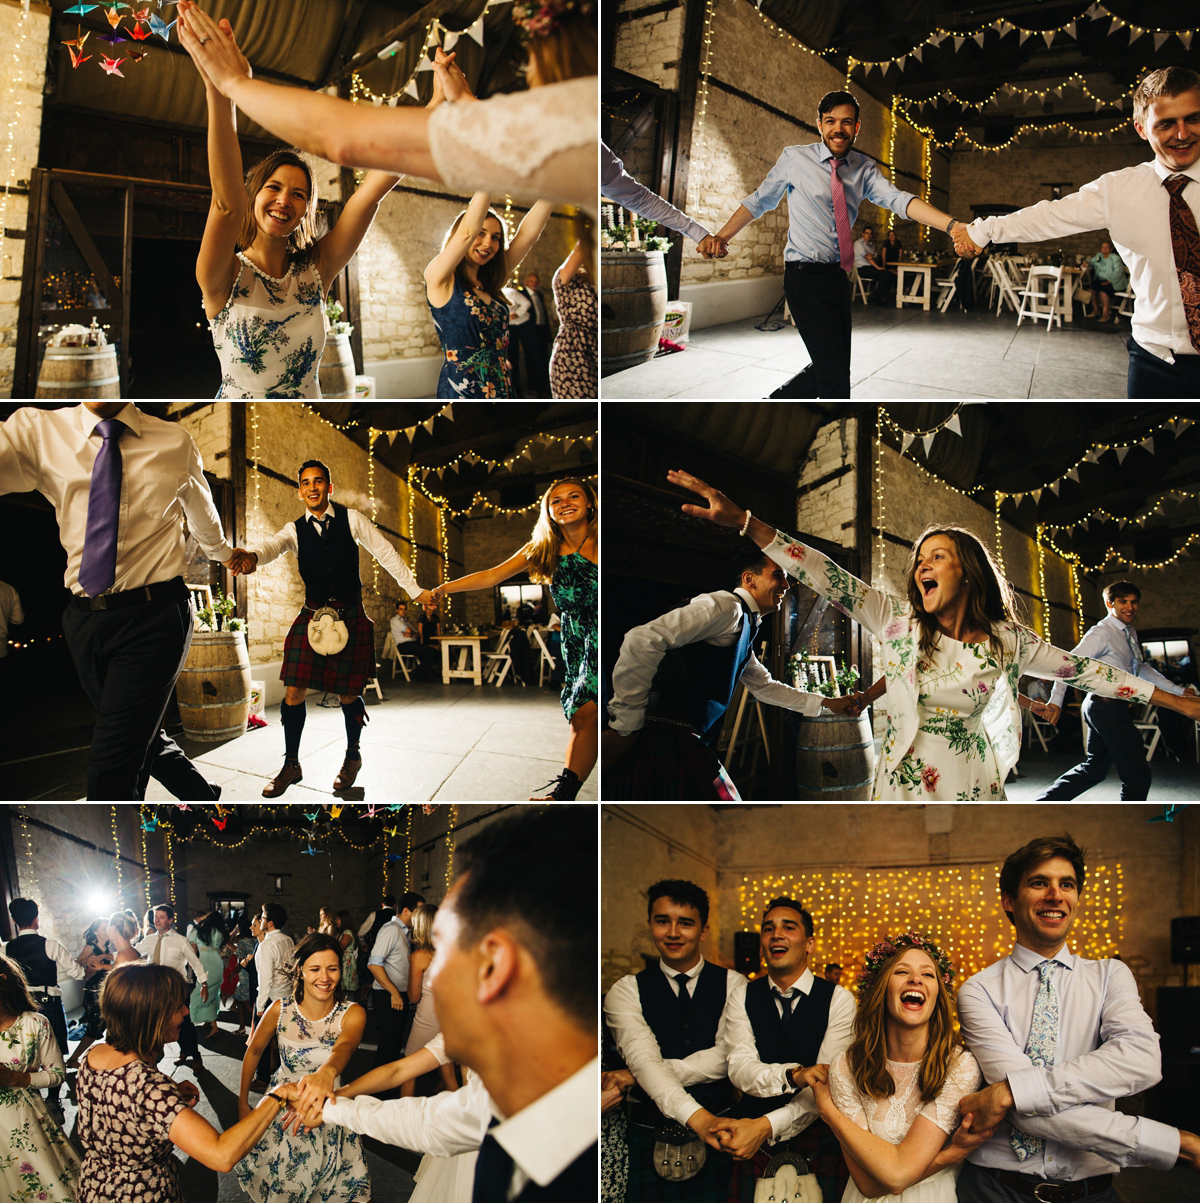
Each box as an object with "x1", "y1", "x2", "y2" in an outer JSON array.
[
  {"x1": 418, "y1": 599, "x2": 440, "y2": 648},
  {"x1": 75, "y1": 962, "x2": 302, "y2": 1202},
  {"x1": 1086, "y1": 239, "x2": 1129, "y2": 321},
  {"x1": 390, "y1": 599, "x2": 440, "y2": 681},
  {"x1": 880, "y1": 229, "x2": 903, "y2": 275},
  {"x1": 854, "y1": 224, "x2": 893, "y2": 304}
]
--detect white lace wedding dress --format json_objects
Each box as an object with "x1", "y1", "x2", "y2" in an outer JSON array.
[{"x1": 828, "y1": 1048, "x2": 981, "y2": 1203}]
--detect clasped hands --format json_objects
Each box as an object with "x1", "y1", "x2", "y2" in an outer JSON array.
[
  {"x1": 697, "y1": 235, "x2": 729, "y2": 260},
  {"x1": 949, "y1": 221, "x2": 983, "y2": 259},
  {"x1": 226, "y1": 549, "x2": 258, "y2": 576}
]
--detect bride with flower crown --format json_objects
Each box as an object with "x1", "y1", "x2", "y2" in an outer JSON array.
[{"x1": 808, "y1": 933, "x2": 991, "y2": 1203}]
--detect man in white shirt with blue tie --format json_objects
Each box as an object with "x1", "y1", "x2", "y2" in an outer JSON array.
[
  {"x1": 954, "y1": 834, "x2": 1200, "y2": 1203},
  {"x1": 1036, "y1": 581, "x2": 1194, "y2": 800}
]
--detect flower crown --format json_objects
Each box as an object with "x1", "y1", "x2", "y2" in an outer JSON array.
[
  {"x1": 857, "y1": 931, "x2": 954, "y2": 995},
  {"x1": 511, "y1": 0, "x2": 594, "y2": 39}
]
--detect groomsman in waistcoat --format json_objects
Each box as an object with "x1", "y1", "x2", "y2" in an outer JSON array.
[
  {"x1": 236, "y1": 459, "x2": 433, "y2": 797},
  {"x1": 6, "y1": 897, "x2": 104, "y2": 1108},
  {"x1": 716, "y1": 897, "x2": 856, "y2": 1203},
  {"x1": 605, "y1": 879, "x2": 751, "y2": 1203}
]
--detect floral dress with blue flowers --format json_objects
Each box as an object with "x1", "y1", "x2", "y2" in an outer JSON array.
[
  {"x1": 211, "y1": 251, "x2": 326, "y2": 398},
  {"x1": 236, "y1": 999, "x2": 369, "y2": 1203},
  {"x1": 429, "y1": 277, "x2": 512, "y2": 398}
]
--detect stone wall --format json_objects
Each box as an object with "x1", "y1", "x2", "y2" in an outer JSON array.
[
  {"x1": 1097, "y1": 556, "x2": 1200, "y2": 636},
  {"x1": 0, "y1": 2, "x2": 50, "y2": 397},
  {"x1": 796, "y1": 415, "x2": 861, "y2": 549},
  {"x1": 459, "y1": 512, "x2": 547, "y2": 628},
  {"x1": 947, "y1": 139, "x2": 1147, "y2": 261},
  {"x1": 614, "y1": 0, "x2": 684, "y2": 94},
  {"x1": 173, "y1": 402, "x2": 233, "y2": 482}
]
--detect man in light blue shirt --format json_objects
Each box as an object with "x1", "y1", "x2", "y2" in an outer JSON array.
[
  {"x1": 707, "y1": 90, "x2": 967, "y2": 398},
  {"x1": 368, "y1": 890, "x2": 425, "y2": 1074},
  {"x1": 1037, "y1": 580, "x2": 1194, "y2": 800},
  {"x1": 955, "y1": 833, "x2": 1200, "y2": 1203}
]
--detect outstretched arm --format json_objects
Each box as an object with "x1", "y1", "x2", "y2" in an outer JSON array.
[
  {"x1": 507, "y1": 200, "x2": 556, "y2": 274},
  {"x1": 433, "y1": 547, "x2": 529, "y2": 597}
]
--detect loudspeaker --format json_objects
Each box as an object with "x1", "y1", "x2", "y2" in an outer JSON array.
[
  {"x1": 1170, "y1": 915, "x2": 1200, "y2": 964},
  {"x1": 1147, "y1": 1061, "x2": 1200, "y2": 1134},
  {"x1": 1155, "y1": 987, "x2": 1200, "y2": 1060},
  {"x1": 734, "y1": 931, "x2": 761, "y2": 977}
]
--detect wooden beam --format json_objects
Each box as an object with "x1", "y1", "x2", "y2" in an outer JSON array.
[
  {"x1": 321, "y1": 0, "x2": 445, "y2": 88},
  {"x1": 120, "y1": 182, "x2": 133, "y2": 391},
  {"x1": 50, "y1": 181, "x2": 122, "y2": 306},
  {"x1": 665, "y1": 0, "x2": 707, "y2": 300}
]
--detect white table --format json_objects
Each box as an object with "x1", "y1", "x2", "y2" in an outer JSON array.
[
  {"x1": 432, "y1": 635, "x2": 484, "y2": 686},
  {"x1": 895, "y1": 263, "x2": 934, "y2": 310}
]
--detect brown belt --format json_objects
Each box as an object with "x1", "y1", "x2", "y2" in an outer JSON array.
[{"x1": 982, "y1": 1167, "x2": 1113, "y2": 1203}]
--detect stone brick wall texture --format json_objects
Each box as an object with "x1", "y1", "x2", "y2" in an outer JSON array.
[
  {"x1": 615, "y1": 0, "x2": 684, "y2": 93},
  {"x1": 796, "y1": 416, "x2": 860, "y2": 549},
  {"x1": 0, "y1": 4, "x2": 50, "y2": 397},
  {"x1": 458, "y1": 511, "x2": 551, "y2": 628}
]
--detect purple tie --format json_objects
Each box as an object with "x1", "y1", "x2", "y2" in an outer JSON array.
[
  {"x1": 830, "y1": 157, "x2": 854, "y2": 272},
  {"x1": 78, "y1": 418, "x2": 125, "y2": 597}
]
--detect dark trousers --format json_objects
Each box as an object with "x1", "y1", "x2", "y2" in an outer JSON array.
[
  {"x1": 777, "y1": 263, "x2": 853, "y2": 398},
  {"x1": 401, "y1": 641, "x2": 441, "y2": 681},
  {"x1": 1037, "y1": 695, "x2": 1151, "y2": 801},
  {"x1": 956, "y1": 1160, "x2": 1118, "y2": 1203},
  {"x1": 61, "y1": 586, "x2": 216, "y2": 801},
  {"x1": 858, "y1": 264, "x2": 894, "y2": 303},
  {"x1": 371, "y1": 988, "x2": 414, "y2": 1070},
  {"x1": 1127, "y1": 338, "x2": 1200, "y2": 398},
  {"x1": 510, "y1": 322, "x2": 552, "y2": 397},
  {"x1": 177, "y1": 1011, "x2": 200, "y2": 1060}
]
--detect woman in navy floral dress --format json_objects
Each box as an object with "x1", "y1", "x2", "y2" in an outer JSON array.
[
  {"x1": 426, "y1": 189, "x2": 554, "y2": 398},
  {"x1": 434, "y1": 477, "x2": 598, "y2": 799}
]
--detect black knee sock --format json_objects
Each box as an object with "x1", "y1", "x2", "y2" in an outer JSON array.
[
  {"x1": 280, "y1": 700, "x2": 306, "y2": 762},
  {"x1": 341, "y1": 696, "x2": 367, "y2": 754}
]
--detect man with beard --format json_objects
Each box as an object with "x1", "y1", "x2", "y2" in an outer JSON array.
[{"x1": 703, "y1": 90, "x2": 966, "y2": 398}]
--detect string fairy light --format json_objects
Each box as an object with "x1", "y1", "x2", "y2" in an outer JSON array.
[
  {"x1": 0, "y1": 5, "x2": 36, "y2": 281},
  {"x1": 1036, "y1": 524, "x2": 1048, "y2": 638},
  {"x1": 349, "y1": 21, "x2": 438, "y2": 108},
  {"x1": 140, "y1": 812, "x2": 153, "y2": 912},
  {"x1": 406, "y1": 806, "x2": 415, "y2": 892},
  {"x1": 110, "y1": 807, "x2": 123, "y2": 900},
  {"x1": 444, "y1": 806, "x2": 457, "y2": 892},
  {"x1": 18, "y1": 812, "x2": 39, "y2": 896},
  {"x1": 165, "y1": 831, "x2": 176, "y2": 906},
  {"x1": 368, "y1": 427, "x2": 379, "y2": 592},
  {"x1": 874, "y1": 406, "x2": 887, "y2": 587}
]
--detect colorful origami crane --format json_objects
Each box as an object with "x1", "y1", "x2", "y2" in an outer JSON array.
[
  {"x1": 387, "y1": 803, "x2": 405, "y2": 811},
  {"x1": 140, "y1": 815, "x2": 158, "y2": 831},
  {"x1": 61, "y1": 26, "x2": 89, "y2": 51},
  {"x1": 175, "y1": 803, "x2": 191, "y2": 810},
  {"x1": 130, "y1": 6, "x2": 150, "y2": 18},
  {"x1": 67, "y1": 46, "x2": 92, "y2": 68},
  {"x1": 126, "y1": 45, "x2": 149, "y2": 61},
  {"x1": 130, "y1": 23, "x2": 150, "y2": 40},
  {"x1": 97, "y1": 30, "x2": 127, "y2": 46},
  {"x1": 64, "y1": 2, "x2": 100, "y2": 13},
  {"x1": 302, "y1": 844, "x2": 319, "y2": 856},
  {"x1": 103, "y1": 6, "x2": 126, "y2": 27},
  {"x1": 363, "y1": 805, "x2": 380, "y2": 818},
  {"x1": 304, "y1": 810, "x2": 321, "y2": 822},
  {"x1": 148, "y1": 13, "x2": 175, "y2": 40},
  {"x1": 211, "y1": 815, "x2": 227, "y2": 830},
  {"x1": 330, "y1": 805, "x2": 344, "y2": 818}
]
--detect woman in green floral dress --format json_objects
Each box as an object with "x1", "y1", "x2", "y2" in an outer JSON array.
[
  {"x1": 669, "y1": 469, "x2": 1200, "y2": 800},
  {"x1": 434, "y1": 477, "x2": 598, "y2": 799},
  {"x1": 0, "y1": 955, "x2": 79, "y2": 1203}
]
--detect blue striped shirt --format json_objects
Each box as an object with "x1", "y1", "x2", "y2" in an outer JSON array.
[{"x1": 742, "y1": 142, "x2": 916, "y2": 264}]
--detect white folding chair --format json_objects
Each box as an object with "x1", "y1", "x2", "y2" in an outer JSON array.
[
  {"x1": 1133, "y1": 702, "x2": 1162, "y2": 761},
  {"x1": 1115, "y1": 285, "x2": 1135, "y2": 317},
  {"x1": 850, "y1": 265, "x2": 874, "y2": 305},
  {"x1": 987, "y1": 258, "x2": 1021, "y2": 315},
  {"x1": 381, "y1": 631, "x2": 418, "y2": 681},
  {"x1": 935, "y1": 272, "x2": 957, "y2": 313},
  {"x1": 1022, "y1": 705, "x2": 1054, "y2": 752},
  {"x1": 1016, "y1": 266, "x2": 1064, "y2": 330},
  {"x1": 483, "y1": 627, "x2": 524, "y2": 687},
  {"x1": 529, "y1": 626, "x2": 557, "y2": 687}
]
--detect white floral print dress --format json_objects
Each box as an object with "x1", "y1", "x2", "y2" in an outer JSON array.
[
  {"x1": 762, "y1": 529, "x2": 1155, "y2": 800},
  {"x1": 1, "y1": 1011, "x2": 80, "y2": 1203},
  {"x1": 210, "y1": 251, "x2": 326, "y2": 398}
]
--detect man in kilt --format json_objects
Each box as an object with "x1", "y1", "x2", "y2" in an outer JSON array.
[
  {"x1": 237, "y1": 459, "x2": 432, "y2": 797},
  {"x1": 602, "y1": 540, "x2": 850, "y2": 800},
  {"x1": 605, "y1": 880, "x2": 760, "y2": 1203},
  {"x1": 715, "y1": 898, "x2": 855, "y2": 1203}
]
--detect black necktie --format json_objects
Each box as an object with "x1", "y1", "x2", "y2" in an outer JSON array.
[
  {"x1": 674, "y1": 972, "x2": 691, "y2": 1019},
  {"x1": 777, "y1": 988, "x2": 796, "y2": 1030},
  {"x1": 472, "y1": 1120, "x2": 513, "y2": 1203},
  {"x1": 316, "y1": 516, "x2": 329, "y2": 538}
]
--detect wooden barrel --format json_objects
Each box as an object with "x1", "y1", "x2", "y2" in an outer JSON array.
[
  {"x1": 795, "y1": 712, "x2": 875, "y2": 800},
  {"x1": 319, "y1": 331, "x2": 356, "y2": 399},
  {"x1": 601, "y1": 249, "x2": 667, "y2": 377},
  {"x1": 36, "y1": 345, "x2": 120, "y2": 397},
  {"x1": 176, "y1": 630, "x2": 252, "y2": 742}
]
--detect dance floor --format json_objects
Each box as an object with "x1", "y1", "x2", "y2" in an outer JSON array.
[{"x1": 602, "y1": 305, "x2": 1129, "y2": 399}]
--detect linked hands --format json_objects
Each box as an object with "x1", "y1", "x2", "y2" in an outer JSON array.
[
  {"x1": 697, "y1": 235, "x2": 728, "y2": 260},
  {"x1": 708, "y1": 1116, "x2": 773, "y2": 1161},
  {"x1": 431, "y1": 47, "x2": 475, "y2": 103},
  {"x1": 958, "y1": 1080, "x2": 1014, "y2": 1134},
  {"x1": 950, "y1": 221, "x2": 983, "y2": 259},
  {"x1": 601, "y1": 1068, "x2": 634, "y2": 1116},
  {"x1": 1029, "y1": 699, "x2": 1061, "y2": 725},
  {"x1": 178, "y1": 2, "x2": 252, "y2": 96},
  {"x1": 227, "y1": 549, "x2": 258, "y2": 576}
]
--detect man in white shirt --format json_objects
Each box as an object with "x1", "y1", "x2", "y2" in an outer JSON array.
[
  {"x1": 953, "y1": 66, "x2": 1200, "y2": 398},
  {"x1": 367, "y1": 890, "x2": 424, "y2": 1075},
  {"x1": 602, "y1": 541, "x2": 857, "y2": 799},
  {"x1": 604, "y1": 879, "x2": 746, "y2": 1203},
  {"x1": 955, "y1": 833, "x2": 1200, "y2": 1203},
  {"x1": 389, "y1": 599, "x2": 439, "y2": 680},
  {"x1": 0, "y1": 577, "x2": 23, "y2": 659},
  {"x1": 0, "y1": 402, "x2": 247, "y2": 800},
  {"x1": 249, "y1": 902, "x2": 295, "y2": 1089},
  {"x1": 135, "y1": 903, "x2": 210, "y2": 1067},
  {"x1": 1037, "y1": 581, "x2": 1194, "y2": 800},
  {"x1": 313, "y1": 806, "x2": 597, "y2": 1202},
  {"x1": 236, "y1": 459, "x2": 433, "y2": 796}
]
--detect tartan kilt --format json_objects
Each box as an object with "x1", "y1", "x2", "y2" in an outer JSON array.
[
  {"x1": 728, "y1": 1119, "x2": 847, "y2": 1203},
  {"x1": 627, "y1": 1117, "x2": 733, "y2": 1203},
  {"x1": 280, "y1": 600, "x2": 375, "y2": 695},
  {"x1": 605, "y1": 719, "x2": 742, "y2": 801}
]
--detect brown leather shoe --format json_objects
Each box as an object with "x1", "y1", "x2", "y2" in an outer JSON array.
[
  {"x1": 263, "y1": 761, "x2": 303, "y2": 798},
  {"x1": 333, "y1": 753, "x2": 362, "y2": 792}
]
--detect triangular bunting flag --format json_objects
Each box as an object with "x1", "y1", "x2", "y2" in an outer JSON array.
[
  {"x1": 416, "y1": 55, "x2": 433, "y2": 71},
  {"x1": 1065, "y1": 22, "x2": 1076, "y2": 39},
  {"x1": 1183, "y1": 32, "x2": 1193, "y2": 49},
  {"x1": 404, "y1": 78, "x2": 419, "y2": 99},
  {"x1": 922, "y1": 432, "x2": 937, "y2": 456},
  {"x1": 1049, "y1": 480, "x2": 1061, "y2": 495},
  {"x1": 444, "y1": 404, "x2": 454, "y2": 421},
  {"x1": 1179, "y1": 418, "x2": 1193, "y2": 433},
  {"x1": 1115, "y1": 446, "x2": 1130, "y2": 464},
  {"x1": 1032, "y1": 489, "x2": 1043, "y2": 503},
  {"x1": 371, "y1": 95, "x2": 383, "y2": 106},
  {"x1": 423, "y1": 416, "x2": 436, "y2": 433},
  {"x1": 405, "y1": 425, "x2": 417, "y2": 441},
  {"x1": 972, "y1": 31, "x2": 985, "y2": 47},
  {"x1": 1140, "y1": 437, "x2": 1155, "y2": 451},
  {"x1": 902, "y1": 432, "x2": 917, "y2": 454},
  {"x1": 443, "y1": 31, "x2": 459, "y2": 50},
  {"x1": 952, "y1": 35, "x2": 965, "y2": 50},
  {"x1": 1018, "y1": 28, "x2": 1031, "y2": 44},
  {"x1": 464, "y1": 15, "x2": 485, "y2": 45},
  {"x1": 1041, "y1": 30, "x2": 1054, "y2": 47},
  {"x1": 945, "y1": 413, "x2": 962, "y2": 437},
  {"x1": 1154, "y1": 32, "x2": 1169, "y2": 50},
  {"x1": 387, "y1": 96, "x2": 399, "y2": 107},
  {"x1": 910, "y1": 45, "x2": 923, "y2": 60}
]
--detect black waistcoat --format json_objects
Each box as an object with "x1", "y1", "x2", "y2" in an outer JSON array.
[
  {"x1": 6, "y1": 933, "x2": 56, "y2": 988},
  {"x1": 648, "y1": 593, "x2": 759, "y2": 746},
  {"x1": 295, "y1": 506, "x2": 361, "y2": 605},
  {"x1": 733, "y1": 974, "x2": 836, "y2": 1119},
  {"x1": 508, "y1": 1141, "x2": 596, "y2": 1202},
  {"x1": 634, "y1": 960, "x2": 732, "y2": 1119}
]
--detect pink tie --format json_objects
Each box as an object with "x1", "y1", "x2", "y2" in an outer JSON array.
[{"x1": 830, "y1": 157, "x2": 854, "y2": 272}]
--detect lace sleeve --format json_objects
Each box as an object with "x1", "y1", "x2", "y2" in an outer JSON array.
[
  {"x1": 828, "y1": 1051, "x2": 869, "y2": 1130},
  {"x1": 919, "y1": 1048, "x2": 982, "y2": 1135},
  {"x1": 428, "y1": 77, "x2": 597, "y2": 215}
]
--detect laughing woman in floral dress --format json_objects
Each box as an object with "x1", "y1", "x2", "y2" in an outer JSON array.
[
  {"x1": 426, "y1": 190, "x2": 554, "y2": 398},
  {"x1": 668, "y1": 469, "x2": 1200, "y2": 800},
  {"x1": 0, "y1": 955, "x2": 79, "y2": 1203}
]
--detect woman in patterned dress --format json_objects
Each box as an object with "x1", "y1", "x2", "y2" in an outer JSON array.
[
  {"x1": 236, "y1": 933, "x2": 369, "y2": 1203},
  {"x1": 64, "y1": 918, "x2": 112, "y2": 1071},
  {"x1": 810, "y1": 933, "x2": 988, "y2": 1203},
  {"x1": 426, "y1": 191, "x2": 555, "y2": 398},
  {"x1": 0, "y1": 954, "x2": 79, "y2": 1203},
  {"x1": 76, "y1": 962, "x2": 301, "y2": 1203},
  {"x1": 332, "y1": 912, "x2": 358, "y2": 998},
  {"x1": 669, "y1": 469, "x2": 1200, "y2": 800},
  {"x1": 191, "y1": 17, "x2": 415, "y2": 398},
  {"x1": 434, "y1": 477, "x2": 597, "y2": 799},
  {"x1": 550, "y1": 240, "x2": 597, "y2": 398}
]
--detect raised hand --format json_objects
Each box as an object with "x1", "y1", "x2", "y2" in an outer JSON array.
[
  {"x1": 178, "y1": 2, "x2": 252, "y2": 95},
  {"x1": 666, "y1": 469, "x2": 747, "y2": 528},
  {"x1": 431, "y1": 47, "x2": 475, "y2": 103},
  {"x1": 951, "y1": 222, "x2": 982, "y2": 259},
  {"x1": 416, "y1": 588, "x2": 436, "y2": 606}
]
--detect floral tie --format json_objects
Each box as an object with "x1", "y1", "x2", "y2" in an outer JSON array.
[
  {"x1": 1010, "y1": 960, "x2": 1058, "y2": 1161},
  {"x1": 1165, "y1": 175, "x2": 1200, "y2": 353}
]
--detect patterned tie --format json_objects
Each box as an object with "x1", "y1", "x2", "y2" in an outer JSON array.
[
  {"x1": 830, "y1": 157, "x2": 855, "y2": 273},
  {"x1": 78, "y1": 418, "x2": 125, "y2": 597},
  {"x1": 1010, "y1": 960, "x2": 1058, "y2": 1161},
  {"x1": 472, "y1": 1119, "x2": 513, "y2": 1203},
  {"x1": 1165, "y1": 175, "x2": 1200, "y2": 353},
  {"x1": 1123, "y1": 625, "x2": 1141, "y2": 674}
]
